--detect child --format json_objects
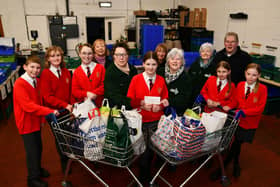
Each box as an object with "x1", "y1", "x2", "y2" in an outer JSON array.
[
  {"x1": 212, "y1": 63, "x2": 267, "y2": 179},
  {"x1": 92, "y1": 39, "x2": 112, "y2": 69},
  {"x1": 39, "y1": 46, "x2": 72, "y2": 173},
  {"x1": 200, "y1": 60, "x2": 235, "y2": 112},
  {"x1": 127, "y1": 51, "x2": 169, "y2": 185},
  {"x1": 72, "y1": 43, "x2": 105, "y2": 107},
  {"x1": 13, "y1": 55, "x2": 58, "y2": 187}
]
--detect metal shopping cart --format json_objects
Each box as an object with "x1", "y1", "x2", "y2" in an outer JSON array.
[
  {"x1": 45, "y1": 110, "x2": 144, "y2": 187},
  {"x1": 149, "y1": 105, "x2": 241, "y2": 187}
]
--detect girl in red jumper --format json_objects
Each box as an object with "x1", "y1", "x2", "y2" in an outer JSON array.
[
  {"x1": 212, "y1": 63, "x2": 267, "y2": 179},
  {"x1": 71, "y1": 43, "x2": 105, "y2": 107},
  {"x1": 200, "y1": 60, "x2": 235, "y2": 112},
  {"x1": 13, "y1": 55, "x2": 58, "y2": 187},
  {"x1": 127, "y1": 51, "x2": 169, "y2": 184},
  {"x1": 40, "y1": 46, "x2": 72, "y2": 173}
]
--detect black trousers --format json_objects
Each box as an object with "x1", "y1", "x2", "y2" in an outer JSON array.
[
  {"x1": 139, "y1": 121, "x2": 158, "y2": 183},
  {"x1": 21, "y1": 131, "x2": 42, "y2": 180}
]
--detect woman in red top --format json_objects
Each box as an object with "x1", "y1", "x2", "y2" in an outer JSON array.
[
  {"x1": 127, "y1": 51, "x2": 169, "y2": 184},
  {"x1": 40, "y1": 46, "x2": 72, "y2": 173},
  {"x1": 212, "y1": 63, "x2": 267, "y2": 179},
  {"x1": 71, "y1": 43, "x2": 105, "y2": 107},
  {"x1": 200, "y1": 60, "x2": 235, "y2": 112}
]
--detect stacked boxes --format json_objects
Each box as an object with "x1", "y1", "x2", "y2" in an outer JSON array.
[{"x1": 180, "y1": 8, "x2": 207, "y2": 28}]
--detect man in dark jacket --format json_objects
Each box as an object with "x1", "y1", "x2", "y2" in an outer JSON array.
[{"x1": 213, "y1": 32, "x2": 251, "y2": 85}]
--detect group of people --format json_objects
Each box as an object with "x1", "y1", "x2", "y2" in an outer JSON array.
[{"x1": 13, "y1": 32, "x2": 267, "y2": 187}]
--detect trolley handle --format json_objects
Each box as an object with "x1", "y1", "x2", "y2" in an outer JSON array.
[{"x1": 45, "y1": 109, "x2": 69, "y2": 123}]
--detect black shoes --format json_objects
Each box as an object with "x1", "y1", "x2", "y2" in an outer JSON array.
[
  {"x1": 233, "y1": 164, "x2": 241, "y2": 178},
  {"x1": 28, "y1": 178, "x2": 48, "y2": 187},
  {"x1": 40, "y1": 168, "x2": 50, "y2": 178}
]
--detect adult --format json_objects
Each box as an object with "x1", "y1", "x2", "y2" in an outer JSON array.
[
  {"x1": 213, "y1": 32, "x2": 251, "y2": 84},
  {"x1": 158, "y1": 48, "x2": 193, "y2": 115},
  {"x1": 92, "y1": 39, "x2": 112, "y2": 69},
  {"x1": 188, "y1": 42, "x2": 216, "y2": 104},
  {"x1": 104, "y1": 42, "x2": 137, "y2": 109},
  {"x1": 155, "y1": 43, "x2": 168, "y2": 70}
]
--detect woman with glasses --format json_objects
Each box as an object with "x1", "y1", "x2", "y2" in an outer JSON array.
[
  {"x1": 104, "y1": 42, "x2": 137, "y2": 109},
  {"x1": 71, "y1": 43, "x2": 105, "y2": 107}
]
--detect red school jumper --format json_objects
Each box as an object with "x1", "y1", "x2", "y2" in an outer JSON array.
[
  {"x1": 13, "y1": 78, "x2": 54, "y2": 134},
  {"x1": 40, "y1": 68, "x2": 71, "y2": 109},
  {"x1": 71, "y1": 64, "x2": 105, "y2": 107},
  {"x1": 127, "y1": 74, "x2": 168, "y2": 123},
  {"x1": 229, "y1": 81, "x2": 267, "y2": 129},
  {"x1": 201, "y1": 76, "x2": 236, "y2": 108}
]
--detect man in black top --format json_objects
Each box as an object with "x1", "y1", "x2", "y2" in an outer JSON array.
[{"x1": 213, "y1": 32, "x2": 251, "y2": 84}]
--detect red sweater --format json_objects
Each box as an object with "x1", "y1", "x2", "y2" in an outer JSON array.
[
  {"x1": 13, "y1": 78, "x2": 54, "y2": 134},
  {"x1": 72, "y1": 64, "x2": 105, "y2": 107},
  {"x1": 229, "y1": 81, "x2": 267, "y2": 129},
  {"x1": 201, "y1": 76, "x2": 236, "y2": 108},
  {"x1": 40, "y1": 68, "x2": 71, "y2": 109},
  {"x1": 127, "y1": 74, "x2": 168, "y2": 123}
]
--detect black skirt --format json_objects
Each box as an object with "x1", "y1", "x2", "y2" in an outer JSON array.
[{"x1": 235, "y1": 126, "x2": 256, "y2": 143}]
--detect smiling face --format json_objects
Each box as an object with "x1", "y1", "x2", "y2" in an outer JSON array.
[
  {"x1": 79, "y1": 46, "x2": 94, "y2": 65},
  {"x1": 168, "y1": 54, "x2": 183, "y2": 73},
  {"x1": 113, "y1": 47, "x2": 128, "y2": 67},
  {"x1": 224, "y1": 35, "x2": 238, "y2": 55},
  {"x1": 156, "y1": 48, "x2": 166, "y2": 63},
  {"x1": 200, "y1": 47, "x2": 212, "y2": 61},
  {"x1": 48, "y1": 50, "x2": 62, "y2": 68},
  {"x1": 94, "y1": 40, "x2": 106, "y2": 57},
  {"x1": 143, "y1": 58, "x2": 158, "y2": 77},
  {"x1": 245, "y1": 68, "x2": 260, "y2": 85},
  {"x1": 24, "y1": 62, "x2": 41, "y2": 79},
  {"x1": 217, "y1": 66, "x2": 230, "y2": 81}
]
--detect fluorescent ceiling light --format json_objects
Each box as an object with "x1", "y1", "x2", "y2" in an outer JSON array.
[{"x1": 99, "y1": 2, "x2": 112, "y2": 8}]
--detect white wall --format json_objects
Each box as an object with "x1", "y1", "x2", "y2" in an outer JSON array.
[{"x1": 181, "y1": 0, "x2": 280, "y2": 66}]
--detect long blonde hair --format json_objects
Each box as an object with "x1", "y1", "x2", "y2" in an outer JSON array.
[
  {"x1": 44, "y1": 46, "x2": 65, "y2": 68},
  {"x1": 245, "y1": 63, "x2": 261, "y2": 93},
  {"x1": 216, "y1": 61, "x2": 232, "y2": 93}
]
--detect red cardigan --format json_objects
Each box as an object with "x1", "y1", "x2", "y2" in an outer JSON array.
[
  {"x1": 13, "y1": 78, "x2": 54, "y2": 134},
  {"x1": 71, "y1": 64, "x2": 105, "y2": 107},
  {"x1": 201, "y1": 76, "x2": 236, "y2": 108},
  {"x1": 229, "y1": 81, "x2": 267, "y2": 129},
  {"x1": 40, "y1": 68, "x2": 71, "y2": 109},
  {"x1": 127, "y1": 74, "x2": 168, "y2": 123}
]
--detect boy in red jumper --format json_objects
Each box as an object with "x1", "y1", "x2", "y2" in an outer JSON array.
[
  {"x1": 127, "y1": 51, "x2": 169, "y2": 185},
  {"x1": 40, "y1": 46, "x2": 72, "y2": 173},
  {"x1": 13, "y1": 55, "x2": 58, "y2": 187},
  {"x1": 71, "y1": 43, "x2": 105, "y2": 107}
]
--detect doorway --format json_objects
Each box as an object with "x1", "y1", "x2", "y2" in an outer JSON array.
[{"x1": 86, "y1": 17, "x2": 105, "y2": 44}]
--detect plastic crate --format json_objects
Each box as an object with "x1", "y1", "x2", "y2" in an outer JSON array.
[
  {"x1": 263, "y1": 97, "x2": 280, "y2": 115},
  {"x1": 251, "y1": 54, "x2": 275, "y2": 70},
  {"x1": 65, "y1": 56, "x2": 81, "y2": 69},
  {"x1": 128, "y1": 55, "x2": 142, "y2": 66},
  {"x1": 261, "y1": 69, "x2": 273, "y2": 80},
  {"x1": 0, "y1": 62, "x2": 17, "y2": 70},
  {"x1": 267, "y1": 85, "x2": 280, "y2": 98},
  {"x1": 0, "y1": 46, "x2": 15, "y2": 56},
  {"x1": 141, "y1": 24, "x2": 164, "y2": 55},
  {"x1": 0, "y1": 55, "x2": 16, "y2": 62},
  {"x1": 0, "y1": 70, "x2": 6, "y2": 84},
  {"x1": 272, "y1": 67, "x2": 280, "y2": 82},
  {"x1": 0, "y1": 64, "x2": 12, "y2": 77},
  {"x1": 184, "y1": 52, "x2": 200, "y2": 67}
]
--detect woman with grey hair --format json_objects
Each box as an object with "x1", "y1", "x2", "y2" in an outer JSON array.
[
  {"x1": 188, "y1": 42, "x2": 216, "y2": 104},
  {"x1": 158, "y1": 48, "x2": 193, "y2": 115}
]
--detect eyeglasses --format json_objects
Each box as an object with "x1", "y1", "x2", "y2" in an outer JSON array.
[
  {"x1": 114, "y1": 53, "x2": 128, "y2": 57},
  {"x1": 225, "y1": 40, "x2": 237, "y2": 44},
  {"x1": 81, "y1": 52, "x2": 93, "y2": 56}
]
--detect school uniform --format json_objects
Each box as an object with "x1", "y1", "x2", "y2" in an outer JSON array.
[
  {"x1": 39, "y1": 65, "x2": 72, "y2": 173},
  {"x1": 104, "y1": 62, "x2": 137, "y2": 109},
  {"x1": 72, "y1": 62, "x2": 105, "y2": 107},
  {"x1": 127, "y1": 72, "x2": 168, "y2": 183},
  {"x1": 40, "y1": 65, "x2": 71, "y2": 109},
  {"x1": 13, "y1": 72, "x2": 54, "y2": 181},
  {"x1": 201, "y1": 75, "x2": 235, "y2": 112}
]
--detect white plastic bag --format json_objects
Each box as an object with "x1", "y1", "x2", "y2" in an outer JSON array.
[
  {"x1": 121, "y1": 106, "x2": 145, "y2": 155},
  {"x1": 201, "y1": 111, "x2": 227, "y2": 133}
]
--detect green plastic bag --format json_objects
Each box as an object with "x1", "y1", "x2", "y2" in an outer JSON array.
[
  {"x1": 184, "y1": 109, "x2": 201, "y2": 120},
  {"x1": 103, "y1": 110, "x2": 134, "y2": 166}
]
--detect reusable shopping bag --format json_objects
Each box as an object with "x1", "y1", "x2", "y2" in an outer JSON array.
[
  {"x1": 103, "y1": 110, "x2": 134, "y2": 166},
  {"x1": 171, "y1": 117, "x2": 206, "y2": 159},
  {"x1": 120, "y1": 106, "x2": 145, "y2": 155},
  {"x1": 99, "y1": 98, "x2": 111, "y2": 125},
  {"x1": 184, "y1": 108, "x2": 201, "y2": 120},
  {"x1": 151, "y1": 108, "x2": 177, "y2": 153},
  {"x1": 201, "y1": 111, "x2": 227, "y2": 133}
]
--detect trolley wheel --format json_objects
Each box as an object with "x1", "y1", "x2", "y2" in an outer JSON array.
[
  {"x1": 220, "y1": 176, "x2": 231, "y2": 187},
  {"x1": 62, "y1": 180, "x2": 72, "y2": 187},
  {"x1": 149, "y1": 182, "x2": 159, "y2": 187}
]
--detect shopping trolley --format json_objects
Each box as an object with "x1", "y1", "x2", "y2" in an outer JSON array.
[
  {"x1": 46, "y1": 110, "x2": 144, "y2": 187},
  {"x1": 149, "y1": 104, "x2": 242, "y2": 187}
]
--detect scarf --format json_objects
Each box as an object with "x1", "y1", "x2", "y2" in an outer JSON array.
[
  {"x1": 165, "y1": 64, "x2": 184, "y2": 84},
  {"x1": 94, "y1": 55, "x2": 106, "y2": 66}
]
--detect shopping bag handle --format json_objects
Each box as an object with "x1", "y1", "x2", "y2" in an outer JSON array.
[
  {"x1": 45, "y1": 109, "x2": 67, "y2": 124},
  {"x1": 164, "y1": 107, "x2": 177, "y2": 120},
  {"x1": 194, "y1": 94, "x2": 206, "y2": 104},
  {"x1": 234, "y1": 110, "x2": 245, "y2": 120},
  {"x1": 101, "y1": 98, "x2": 110, "y2": 107}
]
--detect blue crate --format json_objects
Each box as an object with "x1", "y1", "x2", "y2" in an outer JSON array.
[
  {"x1": 106, "y1": 44, "x2": 114, "y2": 52},
  {"x1": 141, "y1": 25, "x2": 164, "y2": 55},
  {"x1": 267, "y1": 85, "x2": 280, "y2": 98},
  {"x1": 0, "y1": 62, "x2": 17, "y2": 70},
  {"x1": 0, "y1": 46, "x2": 15, "y2": 56},
  {"x1": 0, "y1": 69, "x2": 7, "y2": 84},
  {"x1": 184, "y1": 52, "x2": 200, "y2": 67},
  {"x1": 128, "y1": 56, "x2": 142, "y2": 66}
]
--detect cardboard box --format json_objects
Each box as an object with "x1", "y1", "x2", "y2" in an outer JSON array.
[
  {"x1": 133, "y1": 10, "x2": 146, "y2": 16},
  {"x1": 180, "y1": 10, "x2": 189, "y2": 27},
  {"x1": 200, "y1": 8, "x2": 207, "y2": 28},
  {"x1": 187, "y1": 11, "x2": 194, "y2": 27}
]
